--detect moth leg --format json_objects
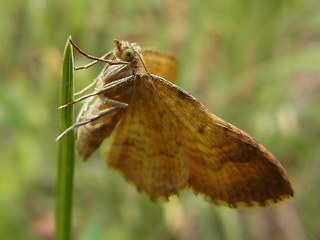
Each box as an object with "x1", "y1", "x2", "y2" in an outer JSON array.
[
  {"x1": 58, "y1": 75, "x2": 134, "y2": 109},
  {"x1": 69, "y1": 38, "x2": 128, "y2": 69},
  {"x1": 74, "y1": 60, "x2": 129, "y2": 96},
  {"x1": 69, "y1": 38, "x2": 113, "y2": 66},
  {"x1": 99, "y1": 96, "x2": 129, "y2": 108},
  {"x1": 75, "y1": 58, "x2": 129, "y2": 70},
  {"x1": 74, "y1": 51, "x2": 114, "y2": 70},
  {"x1": 74, "y1": 79, "x2": 97, "y2": 96},
  {"x1": 77, "y1": 96, "x2": 128, "y2": 121},
  {"x1": 56, "y1": 101, "x2": 128, "y2": 141}
]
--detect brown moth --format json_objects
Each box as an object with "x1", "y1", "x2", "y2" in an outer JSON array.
[{"x1": 58, "y1": 38, "x2": 294, "y2": 207}]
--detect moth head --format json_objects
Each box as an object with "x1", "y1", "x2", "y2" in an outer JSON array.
[{"x1": 113, "y1": 39, "x2": 141, "y2": 62}]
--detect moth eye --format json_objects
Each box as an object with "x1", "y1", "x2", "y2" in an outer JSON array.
[{"x1": 121, "y1": 48, "x2": 134, "y2": 62}]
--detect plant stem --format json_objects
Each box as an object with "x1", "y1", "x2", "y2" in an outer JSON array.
[{"x1": 55, "y1": 36, "x2": 75, "y2": 240}]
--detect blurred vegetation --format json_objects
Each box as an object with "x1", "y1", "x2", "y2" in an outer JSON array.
[{"x1": 0, "y1": 0, "x2": 319, "y2": 239}]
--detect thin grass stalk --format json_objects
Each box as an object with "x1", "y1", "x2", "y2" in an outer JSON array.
[{"x1": 55, "y1": 36, "x2": 75, "y2": 240}]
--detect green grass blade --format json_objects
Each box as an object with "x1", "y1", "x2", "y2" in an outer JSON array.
[{"x1": 55, "y1": 36, "x2": 75, "y2": 240}]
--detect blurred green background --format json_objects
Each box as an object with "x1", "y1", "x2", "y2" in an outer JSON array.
[{"x1": 1, "y1": 0, "x2": 320, "y2": 239}]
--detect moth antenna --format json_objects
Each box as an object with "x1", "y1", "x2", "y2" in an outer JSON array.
[{"x1": 136, "y1": 51, "x2": 151, "y2": 78}]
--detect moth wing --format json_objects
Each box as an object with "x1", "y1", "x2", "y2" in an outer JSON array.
[
  {"x1": 142, "y1": 49, "x2": 177, "y2": 84},
  {"x1": 151, "y1": 75, "x2": 293, "y2": 206},
  {"x1": 106, "y1": 75, "x2": 188, "y2": 200}
]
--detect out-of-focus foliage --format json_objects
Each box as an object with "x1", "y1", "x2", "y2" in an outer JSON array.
[{"x1": 0, "y1": 0, "x2": 319, "y2": 239}]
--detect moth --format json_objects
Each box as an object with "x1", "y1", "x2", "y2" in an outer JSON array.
[{"x1": 58, "y1": 38, "x2": 294, "y2": 207}]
